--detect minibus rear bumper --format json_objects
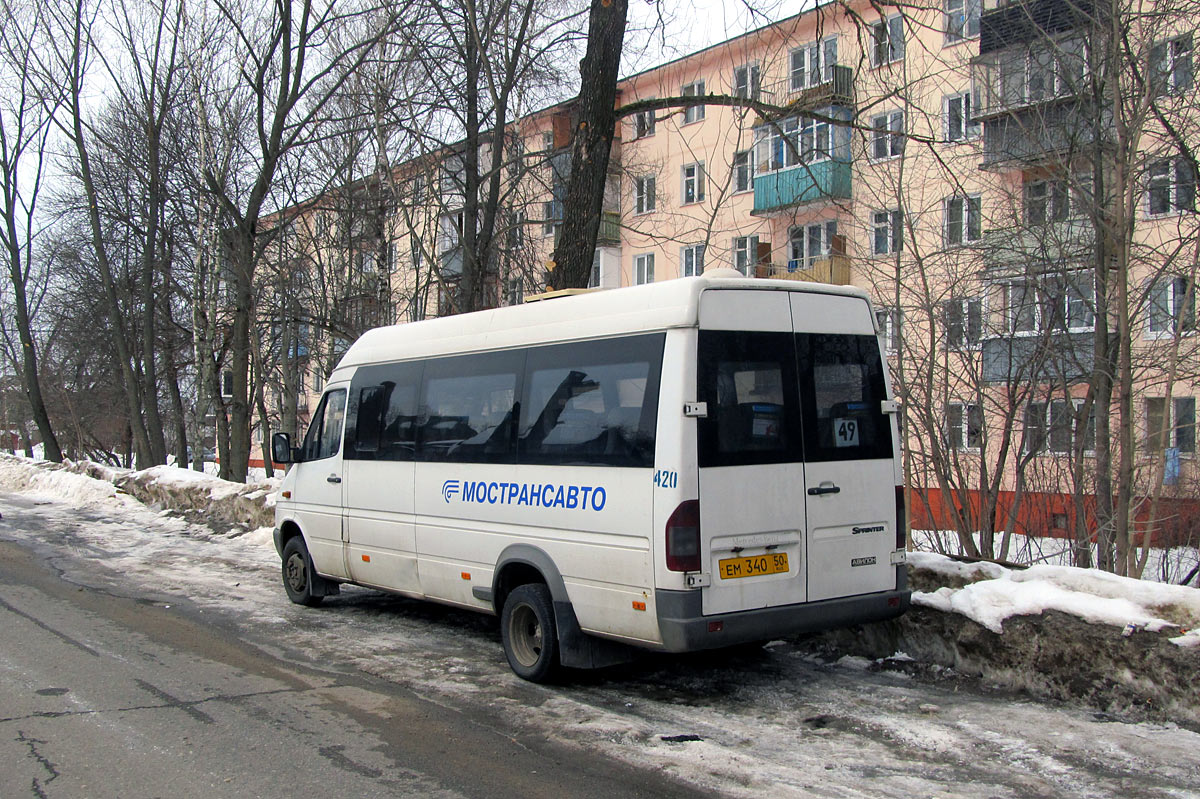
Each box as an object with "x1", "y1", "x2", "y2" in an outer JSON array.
[{"x1": 654, "y1": 571, "x2": 910, "y2": 653}]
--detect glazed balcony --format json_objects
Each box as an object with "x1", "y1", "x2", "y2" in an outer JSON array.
[{"x1": 752, "y1": 159, "x2": 852, "y2": 215}]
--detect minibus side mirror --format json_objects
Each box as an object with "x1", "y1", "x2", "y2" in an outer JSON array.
[{"x1": 272, "y1": 432, "x2": 299, "y2": 465}]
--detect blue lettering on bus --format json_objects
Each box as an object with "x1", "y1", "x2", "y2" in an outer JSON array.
[{"x1": 440, "y1": 479, "x2": 608, "y2": 512}]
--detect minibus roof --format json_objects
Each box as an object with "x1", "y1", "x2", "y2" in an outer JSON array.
[{"x1": 334, "y1": 272, "x2": 870, "y2": 373}]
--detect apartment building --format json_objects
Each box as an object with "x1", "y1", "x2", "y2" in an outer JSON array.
[{"x1": 269, "y1": 0, "x2": 1198, "y2": 558}]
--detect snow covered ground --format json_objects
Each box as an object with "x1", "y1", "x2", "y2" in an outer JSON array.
[{"x1": 1, "y1": 454, "x2": 1198, "y2": 797}]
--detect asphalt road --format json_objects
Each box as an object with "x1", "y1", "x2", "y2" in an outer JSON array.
[{"x1": 0, "y1": 533, "x2": 708, "y2": 799}]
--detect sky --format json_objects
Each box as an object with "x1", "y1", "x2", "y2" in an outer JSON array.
[{"x1": 623, "y1": 0, "x2": 803, "y2": 75}]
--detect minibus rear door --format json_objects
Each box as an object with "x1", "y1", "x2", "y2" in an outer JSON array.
[
  {"x1": 789, "y1": 293, "x2": 897, "y2": 601},
  {"x1": 696, "y1": 290, "x2": 808, "y2": 616}
]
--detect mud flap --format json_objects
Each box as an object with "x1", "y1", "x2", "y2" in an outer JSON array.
[{"x1": 553, "y1": 600, "x2": 637, "y2": 670}]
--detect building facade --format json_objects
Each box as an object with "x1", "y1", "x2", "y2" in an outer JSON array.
[{"x1": 267, "y1": 0, "x2": 1199, "y2": 566}]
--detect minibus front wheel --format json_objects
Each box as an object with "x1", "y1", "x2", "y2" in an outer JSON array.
[
  {"x1": 282, "y1": 536, "x2": 324, "y2": 607},
  {"x1": 501, "y1": 583, "x2": 559, "y2": 682}
]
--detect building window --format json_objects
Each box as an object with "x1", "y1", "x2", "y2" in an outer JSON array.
[
  {"x1": 1025, "y1": 400, "x2": 1096, "y2": 454},
  {"x1": 871, "y1": 111, "x2": 904, "y2": 160},
  {"x1": 758, "y1": 116, "x2": 831, "y2": 171},
  {"x1": 1050, "y1": 399, "x2": 1096, "y2": 454},
  {"x1": 1003, "y1": 271, "x2": 1094, "y2": 334},
  {"x1": 1146, "y1": 397, "x2": 1197, "y2": 453},
  {"x1": 1148, "y1": 274, "x2": 1197, "y2": 335},
  {"x1": 944, "y1": 194, "x2": 981, "y2": 245},
  {"x1": 872, "y1": 210, "x2": 902, "y2": 255},
  {"x1": 682, "y1": 80, "x2": 705, "y2": 124},
  {"x1": 789, "y1": 221, "x2": 838, "y2": 270},
  {"x1": 733, "y1": 150, "x2": 753, "y2": 193},
  {"x1": 944, "y1": 90, "x2": 979, "y2": 142},
  {"x1": 947, "y1": 402, "x2": 983, "y2": 450},
  {"x1": 634, "y1": 253, "x2": 655, "y2": 285},
  {"x1": 1151, "y1": 34, "x2": 1193, "y2": 95},
  {"x1": 944, "y1": 296, "x2": 984, "y2": 348},
  {"x1": 589, "y1": 251, "x2": 601, "y2": 288},
  {"x1": 541, "y1": 200, "x2": 561, "y2": 237},
  {"x1": 682, "y1": 162, "x2": 706, "y2": 204},
  {"x1": 944, "y1": 0, "x2": 980, "y2": 44},
  {"x1": 733, "y1": 63, "x2": 760, "y2": 100},
  {"x1": 505, "y1": 277, "x2": 523, "y2": 306},
  {"x1": 1025, "y1": 178, "x2": 1070, "y2": 224},
  {"x1": 790, "y1": 37, "x2": 838, "y2": 91},
  {"x1": 542, "y1": 131, "x2": 554, "y2": 151},
  {"x1": 681, "y1": 244, "x2": 706, "y2": 277},
  {"x1": 221, "y1": 370, "x2": 234, "y2": 398},
  {"x1": 876, "y1": 306, "x2": 901, "y2": 354},
  {"x1": 1147, "y1": 157, "x2": 1196, "y2": 215},
  {"x1": 634, "y1": 175, "x2": 656, "y2": 215},
  {"x1": 633, "y1": 106, "x2": 655, "y2": 139},
  {"x1": 732, "y1": 235, "x2": 761, "y2": 275},
  {"x1": 872, "y1": 15, "x2": 905, "y2": 67}
]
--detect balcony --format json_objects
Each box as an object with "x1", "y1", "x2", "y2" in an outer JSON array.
[
  {"x1": 763, "y1": 65, "x2": 855, "y2": 112},
  {"x1": 596, "y1": 211, "x2": 621, "y2": 246},
  {"x1": 752, "y1": 159, "x2": 851, "y2": 215},
  {"x1": 981, "y1": 220, "x2": 1096, "y2": 272},
  {"x1": 982, "y1": 331, "x2": 1096, "y2": 383},
  {"x1": 754, "y1": 254, "x2": 851, "y2": 285},
  {"x1": 978, "y1": 99, "x2": 1108, "y2": 168},
  {"x1": 978, "y1": 0, "x2": 1095, "y2": 55}
]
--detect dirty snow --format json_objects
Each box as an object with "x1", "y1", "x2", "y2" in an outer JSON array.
[
  {"x1": 1, "y1": 454, "x2": 1198, "y2": 798},
  {"x1": 909, "y1": 551, "x2": 1200, "y2": 646}
]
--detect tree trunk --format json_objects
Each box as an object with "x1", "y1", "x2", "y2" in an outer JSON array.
[{"x1": 551, "y1": 0, "x2": 629, "y2": 290}]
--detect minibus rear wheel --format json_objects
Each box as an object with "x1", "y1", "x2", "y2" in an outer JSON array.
[
  {"x1": 282, "y1": 536, "x2": 324, "y2": 607},
  {"x1": 501, "y1": 583, "x2": 559, "y2": 682}
]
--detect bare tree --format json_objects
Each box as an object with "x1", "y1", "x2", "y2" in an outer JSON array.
[{"x1": 0, "y1": 0, "x2": 65, "y2": 461}]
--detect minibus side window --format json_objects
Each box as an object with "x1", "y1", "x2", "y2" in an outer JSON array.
[
  {"x1": 346, "y1": 362, "x2": 422, "y2": 461},
  {"x1": 795, "y1": 333, "x2": 892, "y2": 462},
  {"x1": 418, "y1": 351, "x2": 523, "y2": 463},
  {"x1": 300, "y1": 389, "x2": 347, "y2": 461},
  {"x1": 518, "y1": 334, "x2": 663, "y2": 467},
  {"x1": 698, "y1": 331, "x2": 803, "y2": 467}
]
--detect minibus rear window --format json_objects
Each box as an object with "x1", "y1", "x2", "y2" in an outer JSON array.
[
  {"x1": 795, "y1": 333, "x2": 893, "y2": 462},
  {"x1": 697, "y1": 331, "x2": 803, "y2": 467}
]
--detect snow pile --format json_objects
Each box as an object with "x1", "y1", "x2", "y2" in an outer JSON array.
[
  {"x1": 1, "y1": 454, "x2": 1196, "y2": 723},
  {"x1": 910, "y1": 551, "x2": 1200, "y2": 648},
  {"x1": 0, "y1": 454, "x2": 279, "y2": 532},
  {"x1": 0, "y1": 455, "x2": 139, "y2": 508}
]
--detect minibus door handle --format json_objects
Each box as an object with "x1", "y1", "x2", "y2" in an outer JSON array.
[
  {"x1": 327, "y1": 474, "x2": 342, "y2": 484},
  {"x1": 807, "y1": 482, "x2": 840, "y2": 496}
]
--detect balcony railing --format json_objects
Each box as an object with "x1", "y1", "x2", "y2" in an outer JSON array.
[
  {"x1": 754, "y1": 254, "x2": 851, "y2": 285},
  {"x1": 981, "y1": 220, "x2": 1096, "y2": 271},
  {"x1": 596, "y1": 211, "x2": 621, "y2": 246},
  {"x1": 752, "y1": 159, "x2": 851, "y2": 215},
  {"x1": 762, "y1": 65, "x2": 855, "y2": 111}
]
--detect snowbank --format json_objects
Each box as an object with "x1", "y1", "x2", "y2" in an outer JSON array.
[
  {"x1": 909, "y1": 551, "x2": 1200, "y2": 647},
  {"x1": 0, "y1": 454, "x2": 278, "y2": 531},
  {"x1": 0, "y1": 454, "x2": 1196, "y2": 723}
]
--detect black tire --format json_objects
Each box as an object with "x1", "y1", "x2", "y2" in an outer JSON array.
[
  {"x1": 281, "y1": 536, "x2": 324, "y2": 607},
  {"x1": 500, "y1": 583, "x2": 559, "y2": 682}
]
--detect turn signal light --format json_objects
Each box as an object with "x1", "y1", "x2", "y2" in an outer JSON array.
[{"x1": 666, "y1": 500, "x2": 701, "y2": 572}]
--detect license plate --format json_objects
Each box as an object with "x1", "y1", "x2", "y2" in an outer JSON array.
[{"x1": 718, "y1": 552, "x2": 789, "y2": 580}]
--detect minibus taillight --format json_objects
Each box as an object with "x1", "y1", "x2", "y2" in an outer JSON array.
[
  {"x1": 895, "y1": 485, "x2": 907, "y2": 550},
  {"x1": 666, "y1": 500, "x2": 702, "y2": 572}
]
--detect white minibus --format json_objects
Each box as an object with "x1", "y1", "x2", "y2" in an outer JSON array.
[{"x1": 272, "y1": 270, "x2": 909, "y2": 681}]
